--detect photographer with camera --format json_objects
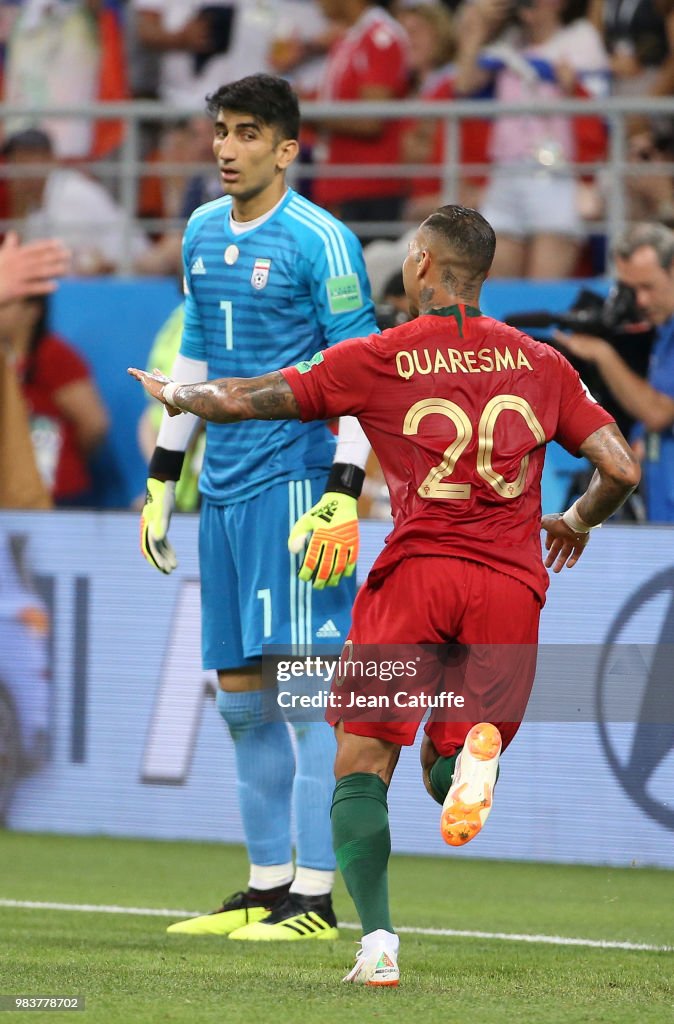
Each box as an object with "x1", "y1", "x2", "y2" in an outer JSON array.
[{"x1": 554, "y1": 222, "x2": 674, "y2": 522}]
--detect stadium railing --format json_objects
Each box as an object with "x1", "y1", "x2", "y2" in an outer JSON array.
[{"x1": 1, "y1": 96, "x2": 674, "y2": 272}]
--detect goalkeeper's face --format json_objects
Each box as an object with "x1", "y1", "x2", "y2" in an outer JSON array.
[{"x1": 212, "y1": 107, "x2": 298, "y2": 206}]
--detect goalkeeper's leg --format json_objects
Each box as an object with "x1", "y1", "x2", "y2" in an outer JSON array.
[
  {"x1": 290, "y1": 717, "x2": 336, "y2": 887},
  {"x1": 167, "y1": 675, "x2": 295, "y2": 936},
  {"x1": 231, "y1": 713, "x2": 338, "y2": 941},
  {"x1": 216, "y1": 677, "x2": 295, "y2": 873}
]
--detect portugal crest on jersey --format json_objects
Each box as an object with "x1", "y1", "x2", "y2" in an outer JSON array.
[{"x1": 251, "y1": 258, "x2": 271, "y2": 290}]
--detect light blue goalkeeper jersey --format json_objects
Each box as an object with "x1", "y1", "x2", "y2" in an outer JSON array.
[{"x1": 180, "y1": 187, "x2": 378, "y2": 504}]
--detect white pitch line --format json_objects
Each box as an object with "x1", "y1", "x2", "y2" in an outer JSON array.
[{"x1": 0, "y1": 899, "x2": 671, "y2": 953}]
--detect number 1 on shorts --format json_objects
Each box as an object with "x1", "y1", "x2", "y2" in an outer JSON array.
[{"x1": 257, "y1": 588, "x2": 272, "y2": 638}]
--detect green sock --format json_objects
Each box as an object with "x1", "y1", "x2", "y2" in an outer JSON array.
[
  {"x1": 331, "y1": 773, "x2": 393, "y2": 935},
  {"x1": 428, "y1": 753, "x2": 459, "y2": 805}
]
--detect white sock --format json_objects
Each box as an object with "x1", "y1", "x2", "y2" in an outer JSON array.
[
  {"x1": 290, "y1": 866, "x2": 335, "y2": 896},
  {"x1": 248, "y1": 862, "x2": 294, "y2": 890},
  {"x1": 361, "y1": 929, "x2": 399, "y2": 957}
]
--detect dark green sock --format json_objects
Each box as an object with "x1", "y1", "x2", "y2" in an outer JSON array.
[
  {"x1": 428, "y1": 753, "x2": 459, "y2": 805},
  {"x1": 331, "y1": 773, "x2": 393, "y2": 935}
]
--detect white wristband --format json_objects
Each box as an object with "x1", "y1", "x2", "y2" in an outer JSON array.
[
  {"x1": 562, "y1": 500, "x2": 600, "y2": 534},
  {"x1": 161, "y1": 381, "x2": 182, "y2": 409}
]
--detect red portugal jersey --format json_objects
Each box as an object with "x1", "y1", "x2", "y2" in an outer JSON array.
[
  {"x1": 314, "y1": 7, "x2": 409, "y2": 205},
  {"x1": 282, "y1": 306, "x2": 614, "y2": 602}
]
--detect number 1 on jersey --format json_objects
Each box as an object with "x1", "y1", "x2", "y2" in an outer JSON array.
[{"x1": 220, "y1": 300, "x2": 233, "y2": 350}]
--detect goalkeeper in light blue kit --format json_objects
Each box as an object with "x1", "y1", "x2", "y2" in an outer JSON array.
[{"x1": 140, "y1": 74, "x2": 378, "y2": 940}]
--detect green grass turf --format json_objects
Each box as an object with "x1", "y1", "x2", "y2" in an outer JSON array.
[{"x1": 0, "y1": 833, "x2": 672, "y2": 1024}]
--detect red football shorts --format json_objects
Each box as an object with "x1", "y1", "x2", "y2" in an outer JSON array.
[{"x1": 326, "y1": 556, "x2": 541, "y2": 757}]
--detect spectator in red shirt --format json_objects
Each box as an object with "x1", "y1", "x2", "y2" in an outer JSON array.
[
  {"x1": 311, "y1": 0, "x2": 410, "y2": 238},
  {"x1": 0, "y1": 294, "x2": 109, "y2": 505},
  {"x1": 397, "y1": 2, "x2": 489, "y2": 219}
]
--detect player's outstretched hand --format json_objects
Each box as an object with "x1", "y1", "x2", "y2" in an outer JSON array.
[
  {"x1": 128, "y1": 367, "x2": 183, "y2": 416},
  {"x1": 288, "y1": 492, "x2": 359, "y2": 590},
  {"x1": 541, "y1": 513, "x2": 590, "y2": 573}
]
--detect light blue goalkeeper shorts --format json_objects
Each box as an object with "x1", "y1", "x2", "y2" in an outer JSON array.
[{"x1": 199, "y1": 477, "x2": 356, "y2": 670}]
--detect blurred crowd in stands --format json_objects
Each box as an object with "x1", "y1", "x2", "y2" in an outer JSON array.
[
  {"x1": 0, "y1": 0, "x2": 673, "y2": 517},
  {"x1": 0, "y1": 0, "x2": 672, "y2": 281}
]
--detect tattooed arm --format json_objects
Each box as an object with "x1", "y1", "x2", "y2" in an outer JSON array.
[{"x1": 128, "y1": 366, "x2": 301, "y2": 422}]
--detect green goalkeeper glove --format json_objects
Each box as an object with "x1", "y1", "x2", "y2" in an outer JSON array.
[
  {"x1": 140, "y1": 478, "x2": 177, "y2": 574},
  {"x1": 288, "y1": 464, "x2": 364, "y2": 590}
]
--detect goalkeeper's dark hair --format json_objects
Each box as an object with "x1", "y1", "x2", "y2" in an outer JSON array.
[
  {"x1": 422, "y1": 206, "x2": 495, "y2": 296},
  {"x1": 206, "y1": 74, "x2": 300, "y2": 142}
]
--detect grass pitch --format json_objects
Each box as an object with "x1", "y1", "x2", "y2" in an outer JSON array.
[{"x1": 1, "y1": 832, "x2": 672, "y2": 1024}]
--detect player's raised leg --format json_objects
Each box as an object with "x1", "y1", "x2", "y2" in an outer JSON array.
[
  {"x1": 423, "y1": 565, "x2": 540, "y2": 847},
  {"x1": 439, "y1": 722, "x2": 501, "y2": 846},
  {"x1": 422, "y1": 723, "x2": 501, "y2": 847}
]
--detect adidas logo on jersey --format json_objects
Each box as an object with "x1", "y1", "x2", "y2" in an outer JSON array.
[
  {"x1": 316, "y1": 619, "x2": 341, "y2": 638},
  {"x1": 191, "y1": 256, "x2": 206, "y2": 275}
]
